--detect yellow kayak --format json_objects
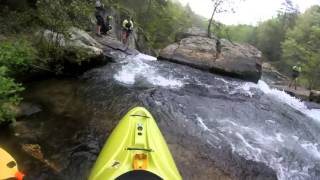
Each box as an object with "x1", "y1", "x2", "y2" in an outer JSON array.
[
  {"x1": 89, "y1": 107, "x2": 182, "y2": 180},
  {"x1": 0, "y1": 148, "x2": 25, "y2": 180}
]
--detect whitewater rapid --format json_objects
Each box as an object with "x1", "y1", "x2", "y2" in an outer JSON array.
[
  {"x1": 112, "y1": 53, "x2": 320, "y2": 180},
  {"x1": 114, "y1": 53, "x2": 320, "y2": 122}
]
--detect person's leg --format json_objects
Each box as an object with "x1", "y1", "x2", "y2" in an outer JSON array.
[
  {"x1": 96, "y1": 25, "x2": 101, "y2": 35},
  {"x1": 289, "y1": 79, "x2": 293, "y2": 88},
  {"x1": 96, "y1": 15, "x2": 104, "y2": 36},
  {"x1": 122, "y1": 31, "x2": 127, "y2": 44},
  {"x1": 125, "y1": 31, "x2": 132, "y2": 49}
]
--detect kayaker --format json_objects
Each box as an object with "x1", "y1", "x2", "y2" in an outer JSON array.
[
  {"x1": 122, "y1": 17, "x2": 134, "y2": 47},
  {"x1": 95, "y1": 0, "x2": 106, "y2": 36},
  {"x1": 288, "y1": 63, "x2": 302, "y2": 90}
]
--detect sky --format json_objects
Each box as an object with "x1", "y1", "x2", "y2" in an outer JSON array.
[{"x1": 178, "y1": 0, "x2": 320, "y2": 25}]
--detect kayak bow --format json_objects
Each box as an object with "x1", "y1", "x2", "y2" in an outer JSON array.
[{"x1": 89, "y1": 107, "x2": 182, "y2": 180}]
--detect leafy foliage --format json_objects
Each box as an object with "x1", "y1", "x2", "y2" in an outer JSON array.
[
  {"x1": 0, "y1": 40, "x2": 36, "y2": 74},
  {"x1": 36, "y1": 0, "x2": 93, "y2": 33},
  {"x1": 108, "y1": 0, "x2": 202, "y2": 49},
  {"x1": 282, "y1": 6, "x2": 320, "y2": 89},
  {"x1": 0, "y1": 41, "x2": 35, "y2": 124},
  {"x1": 215, "y1": 5, "x2": 320, "y2": 89},
  {"x1": 0, "y1": 7, "x2": 38, "y2": 34}
]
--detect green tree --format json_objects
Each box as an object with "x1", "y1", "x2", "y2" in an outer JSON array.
[
  {"x1": 254, "y1": 18, "x2": 284, "y2": 61},
  {"x1": 114, "y1": 0, "x2": 194, "y2": 49}
]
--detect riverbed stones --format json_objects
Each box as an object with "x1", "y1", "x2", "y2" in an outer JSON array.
[{"x1": 159, "y1": 31, "x2": 262, "y2": 83}]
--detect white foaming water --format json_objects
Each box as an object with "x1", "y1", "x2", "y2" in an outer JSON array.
[
  {"x1": 196, "y1": 115, "x2": 211, "y2": 132},
  {"x1": 114, "y1": 54, "x2": 183, "y2": 88},
  {"x1": 132, "y1": 53, "x2": 157, "y2": 61},
  {"x1": 216, "y1": 119, "x2": 320, "y2": 180},
  {"x1": 238, "y1": 80, "x2": 320, "y2": 122}
]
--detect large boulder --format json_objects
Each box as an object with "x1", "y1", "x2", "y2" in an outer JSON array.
[
  {"x1": 41, "y1": 27, "x2": 103, "y2": 60},
  {"x1": 159, "y1": 35, "x2": 262, "y2": 83}
]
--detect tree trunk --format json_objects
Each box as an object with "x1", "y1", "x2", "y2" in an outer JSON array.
[
  {"x1": 207, "y1": 9, "x2": 216, "y2": 38},
  {"x1": 207, "y1": 1, "x2": 222, "y2": 38}
]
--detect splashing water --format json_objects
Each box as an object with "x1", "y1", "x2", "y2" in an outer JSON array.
[
  {"x1": 237, "y1": 80, "x2": 320, "y2": 122},
  {"x1": 114, "y1": 54, "x2": 183, "y2": 88}
]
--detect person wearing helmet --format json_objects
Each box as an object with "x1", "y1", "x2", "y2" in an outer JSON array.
[
  {"x1": 289, "y1": 62, "x2": 302, "y2": 90},
  {"x1": 122, "y1": 17, "x2": 134, "y2": 47},
  {"x1": 95, "y1": 0, "x2": 106, "y2": 36}
]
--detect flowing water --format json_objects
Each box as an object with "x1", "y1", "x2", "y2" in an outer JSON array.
[{"x1": 1, "y1": 53, "x2": 320, "y2": 180}]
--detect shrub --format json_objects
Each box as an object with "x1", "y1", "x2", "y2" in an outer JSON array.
[
  {"x1": 0, "y1": 40, "x2": 36, "y2": 124},
  {"x1": 0, "y1": 40, "x2": 36, "y2": 75},
  {"x1": 0, "y1": 67, "x2": 24, "y2": 124}
]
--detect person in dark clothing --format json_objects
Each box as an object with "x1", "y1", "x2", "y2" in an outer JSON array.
[
  {"x1": 216, "y1": 39, "x2": 221, "y2": 59},
  {"x1": 95, "y1": 0, "x2": 106, "y2": 36},
  {"x1": 288, "y1": 63, "x2": 302, "y2": 90},
  {"x1": 101, "y1": 15, "x2": 112, "y2": 35}
]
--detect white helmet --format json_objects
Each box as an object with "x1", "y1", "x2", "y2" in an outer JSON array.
[{"x1": 95, "y1": 0, "x2": 102, "y2": 8}]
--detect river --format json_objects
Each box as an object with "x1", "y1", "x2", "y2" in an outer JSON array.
[{"x1": 1, "y1": 53, "x2": 320, "y2": 180}]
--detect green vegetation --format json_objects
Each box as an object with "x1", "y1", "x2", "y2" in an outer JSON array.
[
  {"x1": 213, "y1": 5, "x2": 320, "y2": 89},
  {"x1": 105, "y1": 0, "x2": 206, "y2": 48},
  {"x1": 0, "y1": 0, "x2": 205, "y2": 124},
  {"x1": 0, "y1": 41, "x2": 36, "y2": 123},
  {"x1": 1, "y1": 0, "x2": 318, "y2": 125},
  {"x1": 0, "y1": 0, "x2": 94, "y2": 124},
  {"x1": 282, "y1": 6, "x2": 320, "y2": 89}
]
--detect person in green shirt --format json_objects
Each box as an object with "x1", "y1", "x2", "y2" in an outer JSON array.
[{"x1": 289, "y1": 63, "x2": 302, "y2": 90}]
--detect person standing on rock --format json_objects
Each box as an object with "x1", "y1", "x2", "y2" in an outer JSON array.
[
  {"x1": 95, "y1": 0, "x2": 106, "y2": 36},
  {"x1": 289, "y1": 63, "x2": 302, "y2": 90},
  {"x1": 216, "y1": 39, "x2": 221, "y2": 59},
  {"x1": 122, "y1": 17, "x2": 134, "y2": 48}
]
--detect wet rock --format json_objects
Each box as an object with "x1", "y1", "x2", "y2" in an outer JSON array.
[
  {"x1": 22, "y1": 144, "x2": 44, "y2": 160},
  {"x1": 271, "y1": 85, "x2": 310, "y2": 101},
  {"x1": 22, "y1": 144, "x2": 61, "y2": 173},
  {"x1": 94, "y1": 36, "x2": 139, "y2": 60},
  {"x1": 40, "y1": 27, "x2": 103, "y2": 61},
  {"x1": 305, "y1": 101, "x2": 320, "y2": 109},
  {"x1": 261, "y1": 62, "x2": 289, "y2": 85},
  {"x1": 15, "y1": 102, "x2": 42, "y2": 118},
  {"x1": 159, "y1": 35, "x2": 262, "y2": 83},
  {"x1": 310, "y1": 90, "x2": 320, "y2": 103}
]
